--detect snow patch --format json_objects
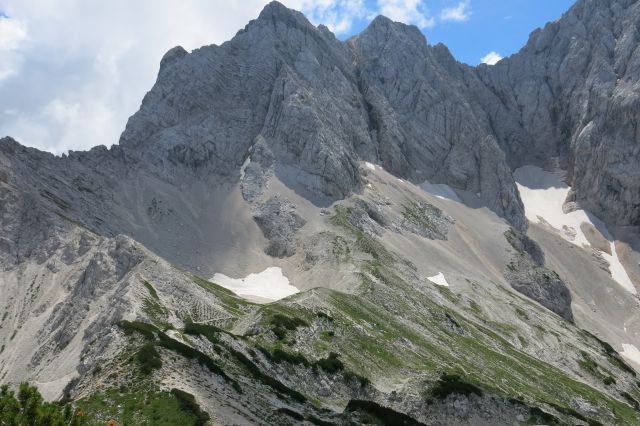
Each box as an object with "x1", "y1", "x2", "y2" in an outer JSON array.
[
  {"x1": 621, "y1": 344, "x2": 640, "y2": 368},
  {"x1": 428, "y1": 272, "x2": 449, "y2": 287},
  {"x1": 419, "y1": 181, "x2": 461, "y2": 202},
  {"x1": 515, "y1": 166, "x2": 636, "y2": 294},
  {"x1": 239, "y1": 156, "x2": 251, "y2": 179},
  {"x1": 364, "y1": 162, "x2": 376, "y2": 171},
  {"x1": 211, "y1": 267, "x2": 299, "y2": 302}
]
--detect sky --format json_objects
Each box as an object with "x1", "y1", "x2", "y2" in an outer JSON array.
[{"x1": 0, "y1": 0, "x2": 575, "y2": 154}]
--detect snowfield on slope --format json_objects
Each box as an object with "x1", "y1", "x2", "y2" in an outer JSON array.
[
  {"x1": 621, "y1": 343, "x2": 640, "y2": 368},
  {"x1": 211, "y1": 267, "x2": 299, "y2": 302},
  {"x1": 428, "y1": 272, "x2": 450, "y2": 287},
  {"x1": 515, "y1": 166, "x2": 636, "y2": 294}
]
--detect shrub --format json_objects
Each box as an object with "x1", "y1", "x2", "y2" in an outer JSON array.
[
  {"x1": 137, "y1": 342, "x2": 162, "y2": 374},
  {"x1": 143, "y1": 281, "x2": 159, "y2": 300},
  {"x1": 429, "y1": 373, "x2": 483, "y2": 399},
  {"x1": 170, "y1": 389, "x2": 210, "y2": 426},
  {"x1": 316, "y1": 352, "x2": 344, "y2": 374},
  {"x1": 184, "y1": 322, "x2": 220, "y2": 344},
  {"x1": 271, "y1": 314, "x2": 307, "y2": 329},
  {"x1": 343, "y1": 371, "x2": 370, "y2": 387},
  {"x1": 345, "y1": 400, "x2": 424, "y2": 426},
  {"x1": 316, "y1": 311, "x2": 334, "y2": 322},
  {"x1": 271, "y1": 348, "x2": 310, "y2": 366}
]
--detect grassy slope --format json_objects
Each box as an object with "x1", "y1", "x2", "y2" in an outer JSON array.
[{"x1": 75, "y1": 205, "x2": 640, "y2": 425}]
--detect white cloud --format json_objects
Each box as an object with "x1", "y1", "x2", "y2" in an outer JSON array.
[
  {"x1": 480, "y1": 51, "x2": 502, "y2": 65},
  {"x1": 291, "y1": 0, "x2": 368, "y2": 34},
  {"x1": 376, "y1": 0, "x2": 435, "y2": 29},
  {"x1": 0, "y1": 0, "x2": 373, "y2": 154},
  {"x1": 0, "y1": 0, "x2": 281, "y2": 153},
  {"x1": 439, "y1": 0, "x2": 470, "y2": 23},
  {"x1": 0, "y1": 16, "x2": 27, "y2": 80},
  {"x1": 0, "y1": 16, "x2": 25, "y2": 49}
]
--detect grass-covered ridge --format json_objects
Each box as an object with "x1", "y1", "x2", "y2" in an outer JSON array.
[{"x1": 90, "y1": 202, "x2": 640, "y2": 425}]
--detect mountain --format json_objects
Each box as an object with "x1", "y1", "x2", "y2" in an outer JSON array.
[{"x1": 1, "y1": 0, "x2": 640, "y2": 425}]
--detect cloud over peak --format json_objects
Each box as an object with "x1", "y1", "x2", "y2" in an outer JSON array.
[
  {"x1": 376, "y1": 0, "x2": 435, "y2": 29},
  {"x1": 440, "y1": 0, "x2": 471, "y2": 22},
  {"x1": 481, "y1": 51, "x2": 503, "y2": 65}
]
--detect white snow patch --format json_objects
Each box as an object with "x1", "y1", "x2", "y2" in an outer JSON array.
[
  {"x1": 239, "y1": 156, "x2": 251, "y2": 179},
  {"x1": 364, "y1": 162, "x2": 376, "y2": 171},
  {"x1": 515, "y1": 165, "x2": 636, "y2": 294},
  {"x1": 621, "y1": 344, "x2": 640, "y2": 368},
  {"x1": 428, "y1": 272, "x2": 449, "y2": 287},
  {"x1": 211, "y1": 267, "x2": 299, "y2": 302},
  {"x1": 419, "y1": 181, "x2": 461, "y2": 202}
]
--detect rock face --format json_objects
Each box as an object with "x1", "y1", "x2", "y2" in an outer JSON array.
[
  {"x1": 476, "y1": 0, "x2": 640, "y2": 227},
  {"x1": 252, "y1": 195, "x2": 306, "y2": 257},
  {"x1": 6, "y1": 1, "x2": 639, "y2": 236},
  {"x1": 3, "y1": 1, "x2": 640, "y2": 425},
  {"x1": 115, "y1": 1, "x2": 527, "y2": 230},
  {"x1": 504, "y1": 229, "x2": 574, "y2": 322},
  {"x1": 113, "y1": 0, "x2": 640, "y2": 233}
]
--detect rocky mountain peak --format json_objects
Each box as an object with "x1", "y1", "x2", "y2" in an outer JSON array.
[
  {"x1": 358, "y1": 14, "x2": 427, "y2": 49},
  {"x1": 3, "y1": 2, "x2": 640, "y2": 425},
  {"x1": 159, "y1": 45, "x2": 188, "y2": 74}
]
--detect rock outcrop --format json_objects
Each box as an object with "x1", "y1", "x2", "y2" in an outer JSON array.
[
  {"x1": 477, "y1": 0, "x2": 640, "y2": 228},
  {"x1": 2, "y1": 2, "x2": 640, "y2": 424}
]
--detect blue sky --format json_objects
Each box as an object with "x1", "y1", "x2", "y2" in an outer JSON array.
[
  {"x1": 419, "y1": 0, "x2": 574, "y2": 64},
  {"x1": 312, "y1": 0, "x2": 575, "y2": 65},
  {"x1": 0, "y1": 0, "x2": 578, "y2": 153}
]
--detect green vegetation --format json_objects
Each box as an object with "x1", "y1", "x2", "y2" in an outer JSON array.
[
  {"x1": 118, "y1": 319, "x2": 158, "y2": 339},
  {"x1": 620, "y1": 392, "x2": 639, "y2": 410},
  {"x1": 578, "y1": 351, "x2": 602, "y2": 376},
  {"x1": 316, "y1": 311, "x2": 334, "y2": 322},
  {"x1": 331, "y1": 205, "x2": 394, "y2": 265},
  {"x1": 269, "y1": 313, "x2": 308, "y2": 340},
  {"x1": 190, "y1": 275, "x2": 252, "y2": 316},
  {"x1": 184, "y1": 322, "x2": 221, "y2": 344},
  {"x1": 319, "y1": 330, "x2": 335, "y2": 341},
  {"x1": 183, "y1": 324, "x2": 307, "y2": 403},
  {"x1": 118, "y1": 320, "x2": 240, "y2": 392},
  {"x1": 345, "y1": 399, "x2": 426, "y2": 426},
  {"x1": 582, "y1": 331, "x2": 637, "y2": 377},
  {"x1": 428, "y1": 373, "x2": 483, "y2": 400},
  {"x1": 143, "y1": 280, "x2": 159, "y2": 300},
  {"x1": 170, "y1": 389, "x2": 210, "y2": 426},
  {"x1": 227, "y1": 347, "x2": 307, "y2": 403},
  {"x1": 270, "y1": 314, "x2": 308, "y2": 330},
  {"x1": 269, "y1": 348, "x2": 311, "y2": 367},
  {"x1": 0, "y1": 383, "x2": 76, "y2": 426},
  {"x1": 434, "y1": 285, "x2": 459, "y2": 304},
  {"x1": 137, "y1": 342, "x2": 162, "y2": 374},
  {"x1": 142, "y1": 298, "x2": 171, "y2": 330},
  {"x1": 331, "y1": 235, "x2": 351, "y2": 263},
  {"x1": 401, "y1": 201, "x2": 438, "y2": 234},
  {"x1": 76, "y1": 387, "x2": 208, "y2": 426},
  {"x1": 343, "y1": 371, "x2": 370, "y2": 388},
  {"x1": 315, "y1": 352, "x2": 344, "y2": 374}
]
